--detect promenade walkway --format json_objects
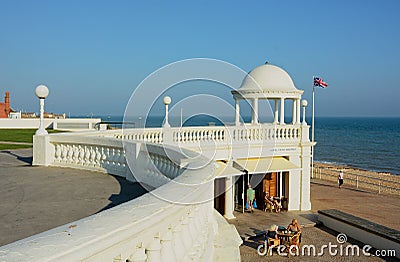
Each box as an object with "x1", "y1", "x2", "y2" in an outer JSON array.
[
  {"x1": 1, "y1": 148, "x2": 399, "y2": 261},
  {"x1": 233, "y1": 179, "x2": 400, "y2": 261},
  {"x1": 0, "y1": 148, "x2": 146, "y2": 246}
]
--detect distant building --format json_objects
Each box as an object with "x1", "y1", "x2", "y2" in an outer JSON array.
[
  {"x1": 0, "y1": 91, "x2": 13, "y2": 118},
  {"x1": 0, "y1": 91, "x2": 66, "y2": 119}
]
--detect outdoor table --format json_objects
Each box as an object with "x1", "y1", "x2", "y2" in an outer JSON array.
[{"x1": 277, "y1": 231, "x2": 296, "y2": 245}]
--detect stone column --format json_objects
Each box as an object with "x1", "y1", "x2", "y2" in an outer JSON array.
[
  {"x1": 288, "y1": 156, "x2": 301, "y2": 211},
  {"x1": 300, "y1": 125, "x2": 312, "y2": 210},
  {"x1": 235, "y1": 99, "x2": 240, "y2": 126},
  {"x1": 280, "y1": 97, "x2": 285, "y2": 125},
  {"x1": 296, "y1": 98, "x2": 301, "y2": 124},
  {"x1": 274, "y1": 99, "x2": 279, "y2": 124},
  {"x1": 292, "y1": 99, "x2": 296, "y2": 124},
  {"x1": 224, "y1": 176, "x2": 235, "y2": 219},
  {"x1": 252, "y1": 98, "x2": 259, "y2": 124}
]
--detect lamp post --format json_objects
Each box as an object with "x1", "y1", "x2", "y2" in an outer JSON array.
[
  {"x1": 301, "y1": 99, "x2": 308, "y2": 125},
  {"x1": 35, "y1": 85, "x2": 49, "y2": 135},
  {"x1": 163, "y1": 96, "x2": 171, "y2": 128}
]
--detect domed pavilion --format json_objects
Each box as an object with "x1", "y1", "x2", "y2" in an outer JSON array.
[
  {"x1": 213, "y1": 62, "x2": 313, "y2": 219},
  {"x1": 231, "y1": 63, "x2": 304, "y2": 125}
]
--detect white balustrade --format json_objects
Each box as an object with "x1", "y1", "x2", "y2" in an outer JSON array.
[
  {"x1": 12, "y1": 122, "x2": 295, "y2": 261},
  {"x1": 2, "y1": 129, "x2": 245, "y2": 261}
]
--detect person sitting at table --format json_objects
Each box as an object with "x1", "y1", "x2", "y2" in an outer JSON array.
[
  {"x1": 266, "y1": 224, "x2": 278, "y2": 239},
  {"x1": 265, "y1": 192, "x2": 281, "y2": 212},
  {"x1": 287, "y1": 219, "x2": 302, "y2": 246},
  {"x1": 265, "y1": 224, "x2": 280, "y2": 254},
  {"x1": 273, "y1": 197, "x2": 282, "y2": 212}
]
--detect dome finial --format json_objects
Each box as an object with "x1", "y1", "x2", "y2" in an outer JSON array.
[{"x1": 265, "y1": 60, "x2": 269, "y2": 64}]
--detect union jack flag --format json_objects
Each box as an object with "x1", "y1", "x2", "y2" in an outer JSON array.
[{"x1": 313, "y1": 77, "x2": 328, "y2": 88}]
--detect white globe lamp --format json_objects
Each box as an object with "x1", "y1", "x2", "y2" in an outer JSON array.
[
  {"x1": 35, "y1": 85, "x2": 49, "y2": 135},
  {"x1": 163, "y1": 96, "x2": 171, "y2": 127},
  {"x1": 301, "y1": 99, "x2": 308, "y2": 125}
]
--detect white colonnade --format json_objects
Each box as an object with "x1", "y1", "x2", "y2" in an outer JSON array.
[{"x1": 234, "y1": 97, "x2": 301, "y2": 126}]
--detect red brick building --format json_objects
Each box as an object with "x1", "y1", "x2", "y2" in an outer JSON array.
[{"x1": 0, "y1": 91, "x2": 11, "y2": 118}]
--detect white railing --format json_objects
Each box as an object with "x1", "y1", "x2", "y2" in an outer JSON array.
[
  {"x1": 116, "y1": 123, "x2": 301, "y2": 145},
  {"x1": 314, "y1": 165, "x2": 400, "y2": 196},
  {"x1": 116, "y1": 128, "x2": 163, "y2": 144},
  {"x1": 1, "y1": 132, "x2": 242, "y2": 261}
]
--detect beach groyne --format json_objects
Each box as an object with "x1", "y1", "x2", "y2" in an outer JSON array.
[{"x1": 314, "y1": 162, "x2": 400, "y2": 196}]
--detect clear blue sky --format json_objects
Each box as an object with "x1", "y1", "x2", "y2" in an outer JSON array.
[{"x1": 1, "y1": 0, "x2": 399, "y2": 117}]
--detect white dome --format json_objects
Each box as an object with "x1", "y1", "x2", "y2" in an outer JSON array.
[{"x1": 239, "y1": 64, "x2": 298, "y2": 92}]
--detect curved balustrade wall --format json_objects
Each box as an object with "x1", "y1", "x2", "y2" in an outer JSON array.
[
  {"x1": 0, "y1": 163, "x2": 217, "y2": 261},
  {"x1": 1, "y1": 131, "x2": 242, "y2": 261}
]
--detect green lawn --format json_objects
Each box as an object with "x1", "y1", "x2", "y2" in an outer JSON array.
[
  {"x1": 0, "y1": 144, "x2": 32, "y2": 150},
  {"x1": 0, "y1": 129, "x2": 65, "y2": 150},
  {"x1": 0, "y1": 129, "x2": 37, "y2": 143}
]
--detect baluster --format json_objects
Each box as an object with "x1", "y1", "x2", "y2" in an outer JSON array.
[
  {"x1": 180, "y1": 216, "x2": 193, "y2": 251},
  {"x1": 130, "y1": 245, "x2": 147, "y2": 262},
  {"x1": 117, "y1": 148, "x2": 123, "y2": 168},
  {"x1": 55, "y1": 144, "x2": 62, "y2": 162},
  {"x1": 189, "y1": 130, "x2": 193, "y2": 142},
  {"x1": 187, "y1": 210, "x2": 197, "y2": 238},
  {"x1": 90, "y1": 146, "x2": 96, "y2": 166},
  {"x1": 73, "y1": 145, "x2": 80, "y2": 164},
  {"x1": 172, "y1": 224, "x2": 186, "y2": 259},
  {"x1": 160, "y1": 227, "x2": 176, "y2": 261},
  {"x1": 60, "y1": 144, "x2": 67, "y2": 163},
  {"x1": 84, "y1": 146, "x2": 90, "y2": 166},
  {"x1": 95, "y1": 147, "x2": 102, "y2": 167},
  {"x1": 146, "y1": 236, "x2": 162, "y2": 262},
  {"x1": 67, "y1": 145, "x2": 73, "y2": 163}
]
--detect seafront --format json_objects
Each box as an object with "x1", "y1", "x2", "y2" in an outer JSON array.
[
  {"x1": 235, "y1": 179, "x2": 400, "y2": 261},
  {"x1": 1, "y1": 148, "x2": 399, "y2": 261}
]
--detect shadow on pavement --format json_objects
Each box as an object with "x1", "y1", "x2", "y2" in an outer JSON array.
[
  {"x1": 97, "y1": 176, "x2": 148, "y2": 212},
  {"x1": 1, "y1": 150, "x2": 33, "y2": 165}
]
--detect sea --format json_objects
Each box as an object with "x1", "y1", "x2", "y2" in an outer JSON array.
[{"x1": 89, "y1": 115, "x2": 400, "y2": 175}]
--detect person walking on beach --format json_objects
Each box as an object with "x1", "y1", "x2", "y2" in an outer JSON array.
[
  {"x1": 246, "y1": 184, "x2": 255, "y2": 213},
  {"x1": 338, "y1": 169, "x2": 344, "y2": 188}
]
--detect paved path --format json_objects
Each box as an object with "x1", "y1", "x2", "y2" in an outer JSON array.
[
  {"x1": 0, "y1": 148, "x2": 146, "y2": 246},
  {"x1": 231, "y1": 179, "x2": 400, "y2": 261},
  {"x1": 311, "y1": 179, "x2": 400, "y2": 231}
]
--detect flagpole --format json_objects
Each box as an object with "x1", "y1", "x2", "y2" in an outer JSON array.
[{"x1": 311, "y1": 77, "x2": 315, "y2": 179}]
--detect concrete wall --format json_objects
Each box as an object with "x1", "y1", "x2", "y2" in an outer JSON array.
[
  {"x1": 319, "y1": 212, "x2": 400, "y2": 259},
  {"x1": 0, "y1": 118, "x2": 101, "y2": 131}
]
